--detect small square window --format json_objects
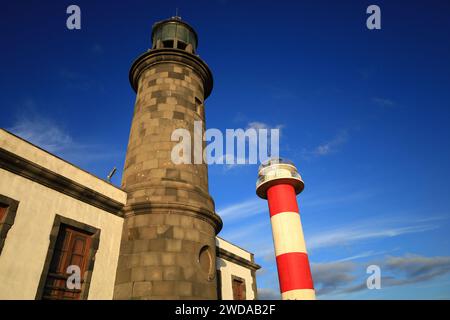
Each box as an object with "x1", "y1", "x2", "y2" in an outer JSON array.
[
  {"x1": 195, "y1": 97, "x2": 204, "y2": 116},
  {"x1": 177, "y1": 41, "x2": 187, "y2": 50},
  {"x1": 163, "y1": 40, "x2": 174, "y2": 49}
]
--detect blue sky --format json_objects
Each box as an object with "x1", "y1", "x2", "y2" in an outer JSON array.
[{"x1": 1, "y1": 0, "x2": 450, "y2": 299}]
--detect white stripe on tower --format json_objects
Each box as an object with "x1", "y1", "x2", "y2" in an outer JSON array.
[{"x1": 270, "y1": 211, "x2": 306, "y2": 255}]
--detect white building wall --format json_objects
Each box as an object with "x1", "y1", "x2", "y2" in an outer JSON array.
[
  {"x1": 0, "y1": 169, "x2": 124, "y2": 299},
  {"x1": 0, "y1": 130, "x2": 126, "y2": 300},
  {"x1": 216, "y1": 237, "x2": 258, "y2": 300}
]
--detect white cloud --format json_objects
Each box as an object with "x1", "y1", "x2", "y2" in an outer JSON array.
[
  {"x1": 311, "y1": 261, "x2": 357, "y2": 295},
  {"x1": 8, "y1": 116, "x2": 73, "y2": 153},
  {"x1": 301, "y1": 130, "x2": 348, "y2": 158},
  {"x1": 217, "y1": 190, "x2": 444, "y2": 257},
  {"x1": 221, "y1": 220, "x2": 269, "y2": 242},
  {"x1": 333, "y1": 250, "x2": 389, "y2": 262},
  {"x1": 217, "y1": 198, "x2": 267, "y2": 221},
  {"x1": 307, "y1": 217, "x2": 440, "y2": 251},
  {"x1": 313, "y1": 253, "x2": 450, "y2": 297},
  {"x1": 385, "y1": 254, "x2": 450, "y2": 279},
  {"x1": 216, "y1": 198, "x2": 273, "y2": 257},
  {"x1": 313, "y1": 131, "x2": 348, "y2": 156},
  {"x1": 7, "y1": 114, "x2": 122, "y2": 165}
]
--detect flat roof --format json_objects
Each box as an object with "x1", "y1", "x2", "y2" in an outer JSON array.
[{"x1": 0, "y1": 128, "x2": 127, "y2": 203}]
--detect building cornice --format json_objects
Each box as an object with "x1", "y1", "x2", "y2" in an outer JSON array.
[
  {"x1": 217, "y1": 247, "x2": 261, "y2": 271},
  {"x1": 129, "y1": 48, "x2": 213, "y2": 98},
  {"x1": 0, "y1": 148, "x2": 125, "y2": 217}
]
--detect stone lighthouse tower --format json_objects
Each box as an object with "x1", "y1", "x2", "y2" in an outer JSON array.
[{"x1": 114, "y1": 17, "x2": 222, "y2": 300}]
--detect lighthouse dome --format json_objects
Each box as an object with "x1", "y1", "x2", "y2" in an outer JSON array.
[{"x1": 151, "y1": 16, "x2": 198, "y2": 53}]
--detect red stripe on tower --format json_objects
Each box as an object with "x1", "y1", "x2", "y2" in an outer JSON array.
[
  {"x1": 267, "y1": 184, "x2": 299, "y2": 217},
  {"x1": 276, "y1": 252, "x2": 314, "y2": 292}
]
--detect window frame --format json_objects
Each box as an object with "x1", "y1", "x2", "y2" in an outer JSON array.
[
  {"x1": 35, "y1": 215, "x2": 100, "y2": 300},
  {"x1": 231, "y1": 275, "x2": 247, "y2": 300},
  {"x1": 0, "y1": 194, "x2": 19, "y2": 255}
]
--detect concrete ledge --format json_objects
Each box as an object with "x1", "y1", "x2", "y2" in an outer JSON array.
[
  {"x1": 129, "y1": 48, "x2": 213, "y2": 98},
  {"x1": 0, "y1": 130, "x2": 126, "y2": 216},
  {"x1": 216, "y1": 247, "x2": 260, "y2": 271}
]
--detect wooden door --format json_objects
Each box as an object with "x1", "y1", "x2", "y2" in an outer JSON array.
[
  {"x1": 42, "y1": 224, "x2": 92, "y2": 300},
  {"x1": 232, "y1": 278, "x2": 246, "y2": 300}
]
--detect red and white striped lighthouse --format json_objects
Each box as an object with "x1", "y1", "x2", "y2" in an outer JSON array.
[{"x1": 256, "y1": 158, "x2": 315, "y2": 300}]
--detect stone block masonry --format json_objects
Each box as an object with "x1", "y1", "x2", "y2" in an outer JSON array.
[{"x1": 113, "y1": 17, "x2": 222, "y2": 300}]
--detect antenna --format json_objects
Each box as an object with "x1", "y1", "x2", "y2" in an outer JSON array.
[
  {"x1": 107, "y1": 167, "x2": 117, "y2": 182},
  {"x1": 174, "y1": 7, "x2": 181, "y2": 20}
]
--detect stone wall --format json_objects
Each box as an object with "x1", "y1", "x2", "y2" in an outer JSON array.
[{"x1": 114, "y1": 48, "x2": 222, "y2": 299}]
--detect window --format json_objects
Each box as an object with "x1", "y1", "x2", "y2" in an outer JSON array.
[
  {"x1": 0, "y1": 195, "x2": 19, "y2": 255},
  {"x1": 195, "y1": 97, "x2": 204, "y2": 117},
  {"x1": 42, "y1": 224, "x2": 93, "y2": 300},
  {"x1": 177, "y1": 41, "x2": 187, "y2": 50},
  {"x1": 232, "y1": 276, "x2": 246, "y2": 300},
  {"x1": 36, "y1": 215, "x2": 100, "y2": 300},
  {"x1": 0, "y1": 204, "x2": 7, "y2": 223},
  {"x1": 163, "y1": 40, "x2": 174, "y2": 49}
]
